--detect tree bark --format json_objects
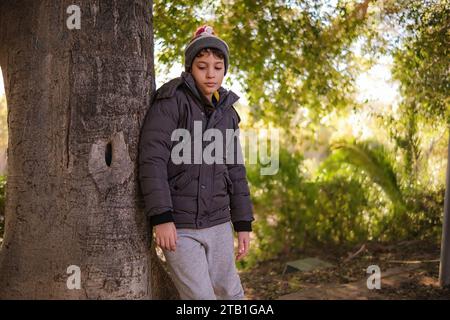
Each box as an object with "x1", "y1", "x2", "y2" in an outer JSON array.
[
  {"x1": 439, "y1": 129, "x2": 450, "y2": 287},
  {"x1": 0, "y1": 0, "x2": 178, "y2": 299}
]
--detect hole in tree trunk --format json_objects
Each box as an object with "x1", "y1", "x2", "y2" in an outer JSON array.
[{"x1": 105, "y1": 142, "x2": 112, "y2": 167}]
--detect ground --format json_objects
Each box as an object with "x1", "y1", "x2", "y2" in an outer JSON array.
[{"x1": 239, "y1": 240, "x2": 450, "y2": 300}]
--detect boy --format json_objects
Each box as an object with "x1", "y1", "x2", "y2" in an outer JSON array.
[{"x1": 139, "y1": 25, "x2": 254, "y2": 300}]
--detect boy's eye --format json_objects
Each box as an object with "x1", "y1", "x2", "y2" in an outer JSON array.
[{"x1": 197, "y1": 66, "x2": 222, "y2": 71}]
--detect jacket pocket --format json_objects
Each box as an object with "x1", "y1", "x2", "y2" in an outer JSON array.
[
  {"x1": 209, "y1": 204, "x2": 231, "y2": 221},
  {"x1": 169, "y1": 170, "x2": 192, "y2": 191}
]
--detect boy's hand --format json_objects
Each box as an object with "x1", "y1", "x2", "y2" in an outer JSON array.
[
  {"x1": 236, "y1": 231, "x2": 251, "y2": 261},
  {"x1": 154, "y1": 222, "x2": 178, "y2": 252}
]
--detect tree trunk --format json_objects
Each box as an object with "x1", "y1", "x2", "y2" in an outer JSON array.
[
  {"x1": 0, "y1": 0, "x2": 178, "y2": 299},
  {"x1": 439, "y1": 129, "x2": 450, "y2": 287}
]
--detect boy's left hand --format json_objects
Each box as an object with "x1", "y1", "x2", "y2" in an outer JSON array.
[{"x1": 236, "y1": 232, "x2": 251, "y2": 261}]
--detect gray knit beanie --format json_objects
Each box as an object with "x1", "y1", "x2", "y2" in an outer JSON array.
[{"x1": 184, "y1": 25, "x2": 230, "y2": 75}]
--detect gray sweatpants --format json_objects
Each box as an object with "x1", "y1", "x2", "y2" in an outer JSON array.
[{"x1": 162, "y1": 221, "x2": 245, "y2": 300}]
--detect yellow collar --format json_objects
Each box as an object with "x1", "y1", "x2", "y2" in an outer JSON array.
[{"x1": 213, "y1": 90, "x2": 220, "y2": 102}]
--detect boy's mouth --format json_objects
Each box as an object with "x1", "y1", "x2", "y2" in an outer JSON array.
[{"x1": 205, "y1": 82, "x2": 216, "y2": 87}]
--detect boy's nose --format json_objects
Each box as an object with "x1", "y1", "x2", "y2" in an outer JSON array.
[{"x1": 206, "y1": 68, "x2": 215, "y2": 78}]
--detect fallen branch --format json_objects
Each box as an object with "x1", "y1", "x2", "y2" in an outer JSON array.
[
  {"x1": 387, "y1": 259, "x2": 440, "y2": 264},
  {"x1": 343, "y1": 244, "x2": 366, "y2": 263}
]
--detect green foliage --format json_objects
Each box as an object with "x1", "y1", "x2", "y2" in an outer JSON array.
[
  {"x1": 390, "y1": 0, "x2": 450, "y2": 123},
  {"x1": 244, "y1": 146, "x2": 308, "y2": 265},
  {"x1": 241, "y1": 144, "x2": 384, "y2": 268},
  {"x1": 321, "y1": 138, "x2": 444, "y2": 241},
  {"x1": 403, "y1": 188, "x2": 445, "y2": 240},
  {"x1": 382, "y1": 103, "x2": 422, "y2": 191},
  {"x1": 329, "y1": 139, "x2": 405, "y2": 210},
  {"x1": 153, "y1": 0, "x2": 212, "y2": 70},
  {"x1": 154, "y1": 0, "x2": 374, "y2": 125},
  {"x1": 240, "y1": 138, "x2": 444, "y2": 268}
]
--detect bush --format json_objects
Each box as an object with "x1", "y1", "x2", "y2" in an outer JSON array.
[
  {"x1": 239, "y1": 142, "x2": 444, "y2": 269},
  {"x1": 241, "y1": 146, "x2": 382, "y2": 268}
]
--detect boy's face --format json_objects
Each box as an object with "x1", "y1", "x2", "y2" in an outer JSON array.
[{"x1": 191, "y1": 51, "x2": 225, "y2": 100}]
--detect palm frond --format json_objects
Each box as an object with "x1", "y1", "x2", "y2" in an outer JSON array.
[{"x1": 330, "y1": 140, "x2": 406, "y2": 210}]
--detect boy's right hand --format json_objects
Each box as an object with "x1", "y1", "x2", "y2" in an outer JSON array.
[{"x1": 154, "y1": 222, "x2": 178, "y2": 252}]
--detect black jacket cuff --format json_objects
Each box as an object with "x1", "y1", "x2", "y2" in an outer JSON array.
[
  {"x1": 233, "y1": 221, "x2": 252, "y2": 232},
  {"x1": 150, "y1": 210, "x2": 175, "y2": 227}
]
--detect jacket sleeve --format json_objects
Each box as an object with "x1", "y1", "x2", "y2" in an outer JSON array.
[
  {"x1": 138, "y1": 94, "x2": 179, "y2": 224},
  {"x1": 227, "y1": 107, "x2": 255, "y2": 232}
]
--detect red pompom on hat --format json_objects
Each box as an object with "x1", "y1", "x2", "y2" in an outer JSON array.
[{"x1": 193, "y1": 25, "x2": 216, "y2": 38}]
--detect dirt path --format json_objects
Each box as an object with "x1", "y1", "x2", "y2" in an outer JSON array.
[
  {"x1": 239, "y1": 240, "x2": 450, "y2": 300},
  {"x1": 278, "y1": 266, "x2": 422, "y2": 299}
]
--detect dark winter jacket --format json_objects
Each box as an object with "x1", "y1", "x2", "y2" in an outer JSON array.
[{"x1": 138, "y1": 71, "x2": 254, "y2": 232}]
